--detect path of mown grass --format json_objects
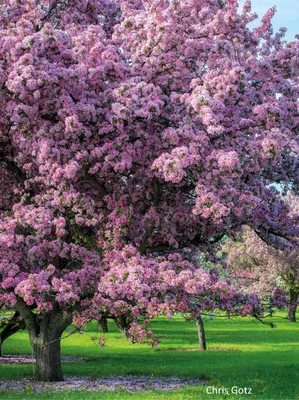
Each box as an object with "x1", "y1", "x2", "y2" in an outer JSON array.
[{"x1": 0, "y1": 313, "x2": 298, "y2": 400}]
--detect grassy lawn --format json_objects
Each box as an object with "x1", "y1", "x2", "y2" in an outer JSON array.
[{"x1": 0, "y1": 313, "x2": 298, "y2": 400}]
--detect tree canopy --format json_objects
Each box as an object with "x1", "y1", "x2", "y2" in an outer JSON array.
[{"x1": 0, "y1": 0, "x2": 298, "y2": 381}]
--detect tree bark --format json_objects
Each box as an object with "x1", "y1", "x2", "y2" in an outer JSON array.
[
  {"x1": 15, "y1": 299, "x2": 72, "y2": 381},
  {"x1": 35, "y1": 334, "x2": 64, "y2": 382},
  {"x1": 98, "y1": 317, "x2": 108, "y2": 333},
  {"x1": 288, "y1": 290, "x2": 298, "y2": 323},
  {"x1": 114, "y1": 315, "x2": 133, "y2": 338},
  {"x1": 196, "y1": 315, "x2": 207, "y2": 350}
]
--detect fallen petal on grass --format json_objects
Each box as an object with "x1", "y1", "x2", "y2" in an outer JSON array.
[
  {"x1": 0, "y1": 355, "x2": 85, "y2": 364},
  {"x1": 0, "y1": 376, "x2": 208, "y2": 393}
]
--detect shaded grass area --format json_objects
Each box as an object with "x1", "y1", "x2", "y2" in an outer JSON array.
[{"x1": 0, "y1": 313, "x2": 298, "y2": 399}]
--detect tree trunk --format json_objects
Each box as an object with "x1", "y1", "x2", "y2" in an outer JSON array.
[
  {"x1": 15, "y1": 299, "x2": 72, "y2": 382},
  {"x1": 196, "y1": 315, "x2": 206, "y2": 350},
  {"x1": 288, "y1": 290, "x2": 298, "y2": 323},
  {"x1": 35, "y1": 335, "x2": 63, "y2": 382},
  {"x1": 114, "y1": 315, "x2": 133, "y2": 338},
  {"x1": 33, "y1": 311, "x2": 72, "y2": 382},
  {"x1": 98, "y1": 317, "x2": 108, "y2": 333}
]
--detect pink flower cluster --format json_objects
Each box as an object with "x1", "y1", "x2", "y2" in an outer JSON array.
[{"x1": 151, "y1": 146, "x2": 190, "y2": 183}]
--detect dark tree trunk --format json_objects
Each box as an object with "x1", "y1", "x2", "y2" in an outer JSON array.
[
  {"x1": 196, "y1": 315, "x2": 206, "y2": 350},
  {"x1": 288, "y1": 290, "x2": 298, "y2": 323},
  {"x1": 98, "y1": 317, "x2": 108, "y2": 333},
  {"x1": 35, "y1": 334, "x2": 63, "y2": 382},
  {"x1": 114, "y1": 315, "x2": 133, "y2": 338},
  {"x1": 15, "y1": 299, "x2": 72, "y2": 382}
]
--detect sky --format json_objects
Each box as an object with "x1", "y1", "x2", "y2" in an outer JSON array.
[{"x1": 239, "y1": 0, "x2": 299, "y2": 40}]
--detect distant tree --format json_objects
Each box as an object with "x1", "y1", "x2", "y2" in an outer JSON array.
[
  {"x1": 226, "y1": 195, "x2": 298, "y2": 322},
  {"x1": 94, "y1": 248, "x2": 264, "y2": 351}
]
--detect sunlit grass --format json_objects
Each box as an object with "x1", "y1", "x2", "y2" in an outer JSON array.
[{"x1": 0, "y1": 312, "x2": 298, "y2": 399}]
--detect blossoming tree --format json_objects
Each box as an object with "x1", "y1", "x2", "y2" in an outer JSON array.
[
  {"x1": 226, "y1": 222, "x2": 299, "y2": 322},
  {"x1": 0, "y1": 0, "x2": 298, "y2": 381},
  {"x1": 93, "y1": 248, "x2": 264, "y2": 351}
]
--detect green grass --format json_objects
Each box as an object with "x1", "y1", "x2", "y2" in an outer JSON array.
[{"x1": 0, "y1": 313, "x2": 298, "y2": 400}]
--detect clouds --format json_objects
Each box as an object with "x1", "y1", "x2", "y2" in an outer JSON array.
[{"x1": 239, "y1": 0, "x2": 299, "y2": 39}]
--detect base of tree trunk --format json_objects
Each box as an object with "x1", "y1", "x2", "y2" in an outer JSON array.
[
  {"x1": 35, "y1": 338, "x2": 64, "y2": 382},
  {"x1": 15, "y1": 300, "x2": 73, "y2": 382}
]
